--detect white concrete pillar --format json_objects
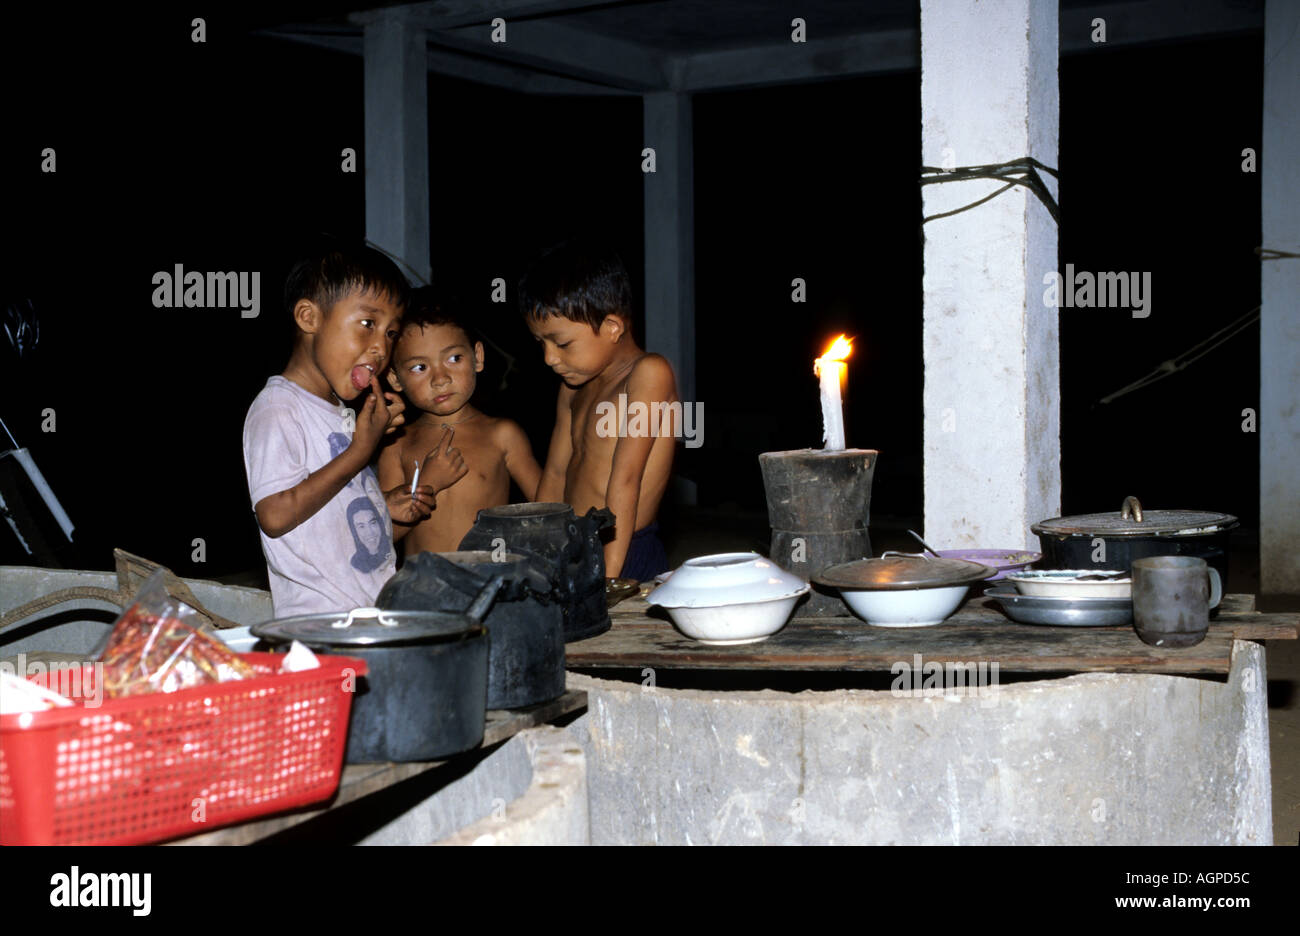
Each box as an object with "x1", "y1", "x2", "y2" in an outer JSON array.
[
  {"x1": 363, "y1": 14, "x2": 431, "y2": 284},
  {"x1": 643, "y1": 92, "x2": 695, "y2": 404},
  {"x1": 1260, "y1": 0, "x2": 1300, "y2": 596},
  {"x1": 920, "y1": 0, "x2": 1059, "y2": 549}
]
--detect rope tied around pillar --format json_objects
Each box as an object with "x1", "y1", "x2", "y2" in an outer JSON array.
[{"x1": 920, "y1": 157, "x2": 1060, "y2": 225}]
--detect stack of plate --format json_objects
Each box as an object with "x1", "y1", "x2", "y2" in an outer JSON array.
[{"x1": 987, "y1": 570, "x2": 1133, "y2": 627}]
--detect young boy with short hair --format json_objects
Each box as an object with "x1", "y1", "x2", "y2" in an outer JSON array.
[
  {"x1": 242, "y1": 244, "x2": 445, "y2": 615},
  {"x1": 521, "y1": 239, "x2": 675, "y2": 581},
  {"x1": 378, "y1": 288, "x2": 542, "y2": 555}
]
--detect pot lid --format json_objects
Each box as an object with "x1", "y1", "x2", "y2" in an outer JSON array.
[
  {"x1": 814, "y1": 554, "x2": 994, "y2": 591},
  {"x1": 1032, "y1": 496, "x2": 1237, "y2": 537},
  {"x1": 252, "y1": 606, "x2": 483, "y2": 648}
]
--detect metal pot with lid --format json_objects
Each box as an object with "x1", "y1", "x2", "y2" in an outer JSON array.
[
  {"x1": 1031, "y1": 496, "x2": 1237, "y2": 580},
  {"x1": 252, "y1": 576, "x2": 502, "y2": 763}
]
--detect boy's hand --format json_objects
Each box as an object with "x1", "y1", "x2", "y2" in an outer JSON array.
[
  {"x1": 421, "y1": 426, "x2": 468, "y2": 492},
  {"x1": 385, "y1": 483, "x2": 435, "y2": 525},
  {"x1": 383, "y1": 393, "x2": 407, "y2": 434},
  {"x1": 351, "y1": 373, "x2": 405, "y2": 455}
]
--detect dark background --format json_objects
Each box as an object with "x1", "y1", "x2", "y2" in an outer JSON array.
[{"x1": 0, "y1": 12, "x2": 1262, "y2": 583}]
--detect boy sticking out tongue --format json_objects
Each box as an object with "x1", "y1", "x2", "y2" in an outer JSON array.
[{"x1": 242, "y1": 245, "x2": 452, "y2": 615}]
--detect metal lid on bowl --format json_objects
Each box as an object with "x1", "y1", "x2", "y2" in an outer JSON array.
[
  {"x1": 814, "y1": 555, "x2": 994, "y2": 591},
  {"x1": 252, "y1": 607, "x2": 483, "y2": 648},
  {"x1": 1032, "y1": 496, "x2": 1237, "y2": 537}
]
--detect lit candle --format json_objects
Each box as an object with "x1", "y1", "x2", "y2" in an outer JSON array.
[{"x1": 814, "y1": 335, "x2": 853, "y2": 451}]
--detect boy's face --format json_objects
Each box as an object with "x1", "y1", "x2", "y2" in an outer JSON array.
[
  {"x1": 352, "y1": 508, "x2": 384, "y2": 554},
  {"x1": 302, "y1": 288, "x2": 403, "y2": 402},
  {"x1": 528, "y1": 314, "x2": 623, "y2": 387},
  {"x1": 392, "y1": 322, "x2": 484, "y2": 418}
]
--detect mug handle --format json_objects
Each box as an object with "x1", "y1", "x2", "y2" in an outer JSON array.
[{"x1": 1207, "y1": 568, "x2": 1222, "y2": 610}]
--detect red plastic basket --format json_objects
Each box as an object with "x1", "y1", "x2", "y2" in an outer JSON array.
[{"x1": 0, "y1": 652, "x2": 366, "y2": 845}]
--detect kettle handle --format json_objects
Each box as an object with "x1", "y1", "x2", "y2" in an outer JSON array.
[
  {"x1": 1120, "y1": 496, "x2": 1144, "y2": 523},
  {"x1": 465, "y1": 575, "x2": 505, "y2": 623}
]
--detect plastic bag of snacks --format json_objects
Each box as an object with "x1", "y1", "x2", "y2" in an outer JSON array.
[{"x1": 97, "y1": 569, "x2": 256, "y2": 698}]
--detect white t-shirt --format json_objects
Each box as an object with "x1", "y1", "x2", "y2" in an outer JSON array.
[{"x1": 242, "y1": 375, "x2": 395, "y2": 617}]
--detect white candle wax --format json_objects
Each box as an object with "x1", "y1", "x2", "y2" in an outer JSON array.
[{"x1": 817, "y1": 359, "x2": 846, "y2": 451}]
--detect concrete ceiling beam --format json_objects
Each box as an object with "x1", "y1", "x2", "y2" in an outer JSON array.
[
  {"x1": 426, "y1": 19, "x2": 670, "y2": 90},
  {"x1": 351, "y1": 0, "x2": 617, "y2": 30}
]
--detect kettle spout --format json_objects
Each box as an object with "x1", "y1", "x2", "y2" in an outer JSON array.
[
  {"x1": 466, "y1": 574, "x2": 505, "y2": 623},
  {"x1": 584, "y1": 507, "x2": 615, "y2": 531}
]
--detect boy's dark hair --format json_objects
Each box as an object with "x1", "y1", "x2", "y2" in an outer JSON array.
[
  {"x1": 519, "y1": 238, "x2": 633, "y2": 333},
  {"x1": 284, "y1": 242, "x2": 411, "y2": 322},
  {"x1": 401, "y1": 286, "x2": 479, "y2": 347}
]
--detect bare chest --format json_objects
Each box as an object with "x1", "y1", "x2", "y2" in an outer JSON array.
[{"x1": 568, "y1": 387, "x2": 623, "y2": 459}]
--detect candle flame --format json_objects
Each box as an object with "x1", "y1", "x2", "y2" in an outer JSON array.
[{"x1": 814, "y1": 334, "x2": 853, "y2": 376}]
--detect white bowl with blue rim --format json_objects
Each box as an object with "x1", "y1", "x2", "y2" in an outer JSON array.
[{"x1": 1006, "y1": 569, "x2": 1132, "y2": 598}]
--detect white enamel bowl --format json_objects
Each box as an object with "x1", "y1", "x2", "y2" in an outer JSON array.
[
  {"x1": 838, "y1": 584, "x2": 971, "y2": 628},
  {"x1": 646, "y1": 552, "x2": 810, "y2": 644},
  {"x1": 661, "y1": 594, "x2": 809, "y2": 645}
]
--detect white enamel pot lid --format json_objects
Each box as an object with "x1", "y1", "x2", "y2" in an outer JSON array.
[{"x1": 647, "y1": 552, "x2": 810, "y2": 608}]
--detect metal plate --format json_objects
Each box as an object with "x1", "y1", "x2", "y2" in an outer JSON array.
[
  {"x1": 984, "y1": 584, "x2": 1133, "y2": 627},
  {"x1": 1032, "y1": 508, "x2": 1236, "y2": 537},
  {"x1": 815, "y1": 556, "x2": 994, "y2": 590}
]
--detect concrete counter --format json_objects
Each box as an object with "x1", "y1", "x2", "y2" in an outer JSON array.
[{"x1": 564, "y1": 641, "x2": 1271, "y2": 844}]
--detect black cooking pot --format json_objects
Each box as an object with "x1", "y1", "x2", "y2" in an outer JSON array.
[
  {"x1": 377, "y1": 550, "x2": 565, "y2": 711},
  {"x1": 459, "y1": 503, "x2": 613, "y2": 642},
  {"x1": 252, "y1": 576, "x2": 502, "y2": 764},
  {"x1": 1032, "y1": 496, "x2": 1237, "y2": 581}
]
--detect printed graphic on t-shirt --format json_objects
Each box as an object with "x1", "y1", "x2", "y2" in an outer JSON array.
[
  {"x1": 325, "y1": 428, "x2": 389, "y2": 570},
  {"x1": 359, "y1": 471, "x2": 384, "y2": 510},
  {"x1": 345, "y1": 494, "x2": 390, "y2": 572}
]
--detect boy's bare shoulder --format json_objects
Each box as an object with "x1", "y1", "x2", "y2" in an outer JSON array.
[
  {"x1": 627, "y1": 353, "x2": 677, "y2": 392},
  {"x1": 485, "y1": 414, "x2": 527, "y2": 447}
]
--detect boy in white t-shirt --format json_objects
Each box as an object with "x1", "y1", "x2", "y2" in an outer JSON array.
[{"x1": 242, "y1": 244, "x2": 464, "y2": 615}]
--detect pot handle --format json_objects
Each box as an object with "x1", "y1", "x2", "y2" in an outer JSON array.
[
  {"x1": 332, "y1": 607, "x2": 400, "y2": 629},
  {"x1": 1120, "y1": 496, "x2": 1144, "y2": 523}
]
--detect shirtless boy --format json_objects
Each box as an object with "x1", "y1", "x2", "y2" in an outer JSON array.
[
  {"x1": 378, "y1": 289, "x2": 542, "y2": 555},
  {"x1": 520, "y1": 240, "x2": 676, "y2": 581}
]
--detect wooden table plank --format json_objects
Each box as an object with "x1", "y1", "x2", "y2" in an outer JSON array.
[
  {"x1": 572, "y1": 594, "x2": 1298, "y2": 676},
  {"x1": 168, "y1": 689, "x2": 587, "y2": 846}
]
